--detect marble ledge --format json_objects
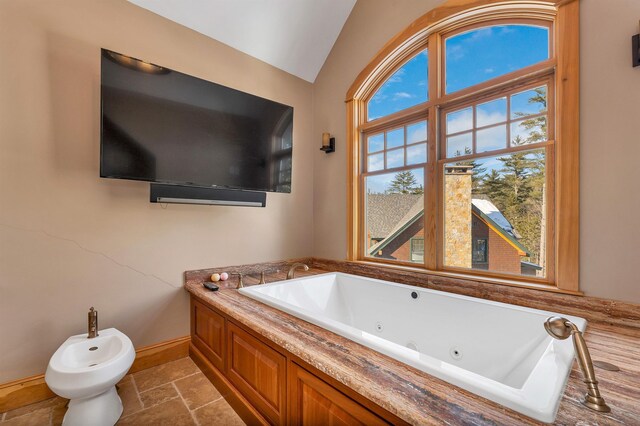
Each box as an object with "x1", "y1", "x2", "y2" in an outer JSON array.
[{"x1": 184, "y1": 263, "x2": 640, "y2": 425}]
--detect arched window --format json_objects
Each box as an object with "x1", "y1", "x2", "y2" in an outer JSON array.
[{"x1": 347, "y1": 0, "x2": 580, "y2": 292}]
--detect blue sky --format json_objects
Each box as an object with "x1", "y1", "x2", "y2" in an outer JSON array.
[
  {"x1": 367, "y1": 50, "x2": 428, "y2": 121},
  {"x1": 367, "y1": 25, "x2": 548, "y2": 121},
  {"x1": 446, "y1": 25, "x2": 549, "y2": 93},
  {"x1": 365, "y1": 25, "x2": 549, "y2": 192}
]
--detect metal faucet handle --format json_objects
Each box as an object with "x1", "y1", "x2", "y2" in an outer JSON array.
[
  {"x1": 257, "y1": 268, "x2": 278, "y2": 284},
  {"x1": 230, "y1": 272, "x2": 244, "y2": 289}
]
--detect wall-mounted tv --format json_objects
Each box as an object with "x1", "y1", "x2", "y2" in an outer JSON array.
[{"x1": 100, "y1": 49, "x2": 293, "y2": 193}]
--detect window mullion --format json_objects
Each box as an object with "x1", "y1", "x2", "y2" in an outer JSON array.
[{"x1": 424, "y1": 32, "x2": 440, "y2": 271}]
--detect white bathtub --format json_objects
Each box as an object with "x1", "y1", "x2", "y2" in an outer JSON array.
[{"x1": 239, "y1": 272, "x2": 585, "y2": 423}]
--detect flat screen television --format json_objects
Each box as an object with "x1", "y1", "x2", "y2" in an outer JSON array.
[{"x1": 100, "y1": 49, "x2": 293, "y2": 193}]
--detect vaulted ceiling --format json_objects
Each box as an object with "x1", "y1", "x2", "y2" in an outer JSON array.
[{"x1": 128, "y1": 0, "x2": 357, "y2": 83}]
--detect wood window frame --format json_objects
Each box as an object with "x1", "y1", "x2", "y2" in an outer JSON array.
[{"x1": 346, "y1": 0, "x2": 580, "y2": 294}]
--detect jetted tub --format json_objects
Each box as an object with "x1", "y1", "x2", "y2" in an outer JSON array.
[{"x1": 239, "y1": 272, "x2": 585, "y2": 423}]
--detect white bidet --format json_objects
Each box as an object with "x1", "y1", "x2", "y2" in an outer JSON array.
[{"x1": 45, "y1": 328, "x2": 135, "y2": 426}]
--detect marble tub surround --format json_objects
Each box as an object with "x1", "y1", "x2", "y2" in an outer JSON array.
[
  {"x1": 311, "y1": 259, "x2": 640, "y2": 330},
  {"x1": 0, "y1": 357, "x2": 244, "y2": 426},
  {"x1": 187, "y1": 258, "x2": 640, "y2": 329},
  {"x1": 185, "y1": 262, "x2": 640, "y2": 425},
  {"x1": 184, "y1": 257, "x2": 316, "y2": 289}
]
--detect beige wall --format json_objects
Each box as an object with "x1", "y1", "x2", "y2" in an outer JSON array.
[
  {"x1": 312, "y1": 0, "x2": 443, "y2": 260},
  {"x1": 0, "y1": 0, "x2": 314, "y2": 382},
  {"x1": 312, "y1": 0, "x2": 640, "y2": 304}
]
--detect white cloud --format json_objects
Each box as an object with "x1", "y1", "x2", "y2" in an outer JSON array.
[
  {"x1": 446, "y1": 108, "x2": 473, "y2": 134},
  {"x1": 477, "y1": 125, "x2": 507, "y2": 153},
  {"x1": 387, "y1": 68, "x2": 405, "y2": 83},
  {"x1": 386, "y1": 149, "x2": 404, "y2": 168},
  {"x1": 469, "y1": 27, "x2": 494, "y2": 41},
  {"x1": 368, "y1": 153, "x2": 384, "y2": 172},
  {"x1": 393, "y1": 92, "x2": 414, "y2": 100},
  {"x1": 476, "y1": 110, "x2": 506, "y2": 127},
  {"x1": 499, "y1": 26, "x2": 516, "y2": 35}
]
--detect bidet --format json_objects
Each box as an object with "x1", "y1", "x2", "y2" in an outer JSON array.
[{"x1": 45, "y1": 327, "x2": 135, "y2": 425}]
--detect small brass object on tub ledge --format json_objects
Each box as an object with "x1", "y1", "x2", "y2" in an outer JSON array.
[{"x1": 544, "y1": 316, "x2": 611, "y2": 413}]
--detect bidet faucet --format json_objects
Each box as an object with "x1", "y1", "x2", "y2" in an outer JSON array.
[
  {"x1": 88, "y1": 307, "x2": 98, "y2": 339},
  {"x1": 544, "y1": 316, "x2": 610, "y2": 413},
  {"x1": 286, "y1": 263, "x2": 309, "y2": 279}
]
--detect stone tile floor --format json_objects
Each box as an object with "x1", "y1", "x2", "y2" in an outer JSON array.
[{"x1": 0, "y1": 357, "x2": 245, "y2": 426}]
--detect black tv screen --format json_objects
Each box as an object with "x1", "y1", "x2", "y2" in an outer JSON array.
[{"x1": 100, "y1": 49, "x2": 293, "y2": 193}]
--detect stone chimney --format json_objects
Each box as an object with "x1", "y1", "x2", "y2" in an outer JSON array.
[{"x1": 444, "y1": 165, "x2": 473, "y2": 268}]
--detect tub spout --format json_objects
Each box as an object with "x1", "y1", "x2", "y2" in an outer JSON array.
[
  {"x1": 286, "y1": 263, "x2": 309, "y2": 279},
  {"x1": 544, "y1": 316, "x2": 610, "y2": 413}
]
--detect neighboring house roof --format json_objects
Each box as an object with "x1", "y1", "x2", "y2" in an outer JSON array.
[
  {"x1": 367, "y1": 193, "x2": 537, "y2": 261},
  {"x1": 367, "y1": 193, "x2": 422, "y2": 239},
  {"x1": 470, "y1": 197, "x2": 520, "y2": 238},
  {"x1": 471, "y1": 198, "x2": 530, "y2": 256},
  {"x1": 368, "y1": 195, "x2": 424, "y2": 255},
  {"x1": 521, "y1": 260, "x2": 543, "y2": 270}
]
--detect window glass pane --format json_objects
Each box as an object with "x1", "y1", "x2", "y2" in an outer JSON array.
[
  {"x1": 476, "y1": 97, "x2": 507, "y2": 127},
  {"x1": 407, "y1": 143, "x2": 427, "y2": 165},
  {"x1": 365, "y1": 169, "x2": 425, "y2": 264},
  {"x1": 368, "y1": 133, "x2": 384, "y2": 153},
  {"x1": 447, "y1": 132, "x2": 472, "y2": 158},
  {"x1": 472, "y1": 238, "x2": 487, "y2": 263},
  {"x1": 411, "y1": 238, "x2": 425, "y2": 262},
  {"x1": 386, "y1": 148, "x2": 404, "y2": 169},
  {"x1": 511, "y1": 86, "x2": 547, "y2": 119},
  {"x1": 407, "y1": 121, "x2": 427, "y2": 144},
  {"x1": 446, "y1": 107, "x2": 473, "y2": 134},
  {"x1": 445, "y1": 25, "x2": 550, "y2": 93},
  {"x1": 477, "y1": 124, "x2": 507, "y2": 153},
  {"x1": 367, "y1": 50, "x2": 428, "y2": 121},
  {"x1": 511, "y1": 116, "x2": 547, "y2": 146},
  {"x1": 443, "y1": 149, "x2": 547, "y2": 277},
  {"x1": 386, "y1": 128, "x2": 404, "y2": 149},
  {"x1": 368, "y1": 153, "x2": 384, "y2": 172},
  {"x1": 280, "y1": 121, "x2": 293, "y2": 149}
]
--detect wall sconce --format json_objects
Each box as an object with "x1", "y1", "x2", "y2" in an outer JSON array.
[
  {"x1": 634, "y1": 20, "x2": 640, "y2": 67},
  {"x1": 320, "y1": 132, "x2": 335, "y2": 153}
]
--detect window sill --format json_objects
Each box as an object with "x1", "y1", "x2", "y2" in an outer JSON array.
[{"x1": 349, "y1": 259, "x2": 583, "y2": 296}]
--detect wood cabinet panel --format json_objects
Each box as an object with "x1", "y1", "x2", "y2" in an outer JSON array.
[
  {"x1": 227, "y1": 322, "x2": 286, "y2": 425},
  {"x1": 289, "y1": 362, "x2": 389, "y2": 426},
  {"x1": 190, "y1": 296, "x2": 404, "y2": 425},
  {"x1": 191, "y1": 299, "x2": 225, "y2": 371}
]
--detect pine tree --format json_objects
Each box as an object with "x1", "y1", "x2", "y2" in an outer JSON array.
[
  {"x1": 479, "y1": 169, "x2": 506, "y2": 209},
  {"x1": 454, "y1": 147, "x2": 486, "y2": 192},
  {"x1": 473, "y1": 88, "x2": 549, "y2": 271},
  {"x1": 387, "y1": 171, "x2": 423, "y2": 194}
]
